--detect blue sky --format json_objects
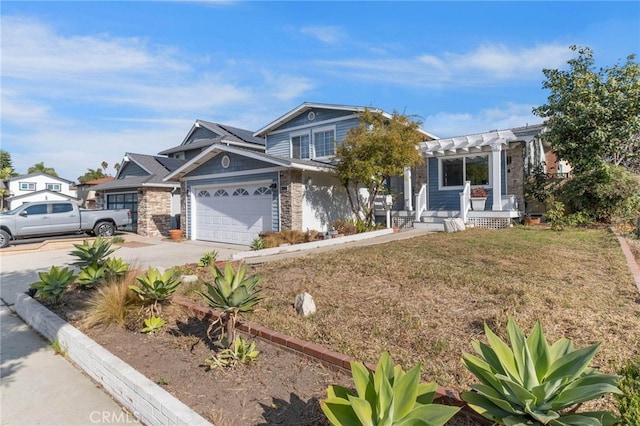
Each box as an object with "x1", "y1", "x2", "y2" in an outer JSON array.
[{"x1": 2, "y1": 1, "x2": 639, "y2": 182}]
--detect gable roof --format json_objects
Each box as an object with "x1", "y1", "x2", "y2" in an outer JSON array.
[
  {"x1": 8, "y1": 172, "x2": 74, "y2": 184},
  {"x1": 254, "y1": 102, "x2": 438, "y2": 140},
  {"x1": 92, "y1": 153, "x2": 184, "y2": 191},
  {"x1": 158, "y1": 120, "x2": 264, "y2": 156},
  {"x1": 6, "y1": 189, "x2": 78, "y2": 202},
  {"x1": 164, "y1": 143, "x2": 334, "y2": 182}
]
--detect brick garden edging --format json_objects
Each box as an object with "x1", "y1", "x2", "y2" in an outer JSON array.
[
  {"x1": 174, "y1": 298, "x2": 490, "y2": 423},
  {"x1": 611, "y1": 228, "x2": 640, "y2": 294},
  {"x1": 14, "y1": 293, "x2": 212, "y2": 426}
]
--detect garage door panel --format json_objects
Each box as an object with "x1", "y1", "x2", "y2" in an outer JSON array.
[{"x1": 194, "y1": 186, "x2": 272, "y2": 244}]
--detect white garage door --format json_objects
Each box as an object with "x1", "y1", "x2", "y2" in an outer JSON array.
[{"x1": 194, "y1": 184, "x2": 272, "y2": 244}]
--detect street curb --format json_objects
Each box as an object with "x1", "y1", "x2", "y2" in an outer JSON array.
[{"x1": 14, "y1": 293, "x2": 212, "y2": 426}]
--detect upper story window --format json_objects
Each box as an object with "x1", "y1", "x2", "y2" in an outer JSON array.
[
  {"x1": 291, "y1": 133, "x2": 310, "y2": 160},
  {"x1": 441, "y1": 154, "x2": 490, "y2": 189},
  {"x1": 173, "y1": 152, "x2": 185, "y2": 160},
  {"x1": 46, "y1": 183, "x2": 61, "y2": 192},
  {"x1": 313, "y1": 129, "x2": 336, "y2": 157},
  {"x1": 20, "y1": 182, "x2": 36, "y2": 191}
]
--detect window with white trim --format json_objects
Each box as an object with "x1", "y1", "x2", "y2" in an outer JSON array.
[
  {"x1": 46, "y1": 183, "x2": 61, "y2": 192},
  {"x1": 441, "y1": 154, "x2": 490, "y2": 188},
  {"x1": 232, "y1": 188, "x2": 249, "y2": 196},
  {"x1": 254, "y1": 187, "x2": 272, "y2": 195},
  {"x1": 20, "y1": 182, "x2": 36, "y2": 191},
  {"x1": 291, "y1": 133, "x2": 310, "y2": 159},
  {"x1": 313, "y1": 129, "x2": 335, "y2": 157}
]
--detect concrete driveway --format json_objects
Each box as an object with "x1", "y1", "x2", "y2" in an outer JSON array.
[{"x1": 0, "y1": 233, "x2": 247, "y2": 306}]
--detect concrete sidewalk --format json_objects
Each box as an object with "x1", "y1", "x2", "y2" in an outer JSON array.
[{"x1": 0, "y1": 304, "x2": 135, "y2": 425}]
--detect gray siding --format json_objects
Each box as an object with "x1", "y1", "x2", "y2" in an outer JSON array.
[
  {"x1": 186, "y1": 152, "x2": 276, "y2": 177},
  {"x1": 266, "y1": 116, "x2": 360, "y2": 158},
  {"x1": 184, "y1": 171, "x2": 279, "y2": 237},
  {"x1": 273, "y1": 108, "x2": 355, "y2": 132},
  {"x1": 186, "y1": 127, "x2": 219, "y2": 144},
  {"x1": 119, "y1": 161, "x2": 148, "y2": 178}
]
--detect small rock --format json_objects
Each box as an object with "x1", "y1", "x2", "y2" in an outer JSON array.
[
  {"x1": 181, "y1": 275, "x2": 199, "y2": 284},
  {"x1": 294, "y1": 292, "x2": 316, "y2": 317}
]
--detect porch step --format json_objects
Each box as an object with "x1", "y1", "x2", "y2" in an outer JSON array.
[{"x1": 413, "y1": 221, "x2": 444, "y2": 232}]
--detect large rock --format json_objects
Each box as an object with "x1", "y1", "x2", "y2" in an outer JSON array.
[
  {"x1": 294, "y1": 292, "x2": 316, "y2": 317},
  {"x1": 443, "y1": 218, "x2": 466, "y2": 233}
]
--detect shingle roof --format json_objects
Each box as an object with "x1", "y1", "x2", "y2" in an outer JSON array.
[
  {"x1": 91, "y1": 153, "x2": 184, "y2": 191},
  {"x1": 158, "y1": 120, "x2": 264, "y2": 155}
]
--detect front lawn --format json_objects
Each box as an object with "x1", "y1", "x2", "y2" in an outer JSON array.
[{"x1": 242, "y1": 227, "x2": 639, "y2": 399}]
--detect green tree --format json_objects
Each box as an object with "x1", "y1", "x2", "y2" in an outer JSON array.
[
  {"x1": 533, "y1": 45, "x2": 640, "y2": 173},
  {"x1": 335, "y1": 109, "x2": 425, "y2": 226},
  {"x1": 28, "y1": 161, "x2": 58, "y2": 177},
  {"x1": 78, "y1": 168, "x2": 107, "y2": 184},
  {"x1": 0, "y1": 150, "x2": 16, "y2": 175}
]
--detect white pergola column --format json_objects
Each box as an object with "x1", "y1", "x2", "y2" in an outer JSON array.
[
  {"x1": 491, "y1": 144, "x2": 503, "y2": 211},
  {"x1": 403, "y1": 167, "x2": 413, "y2": 211}
]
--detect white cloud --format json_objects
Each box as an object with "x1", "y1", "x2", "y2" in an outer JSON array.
[
  {"x1": 300, "y1": 25, "x2": 346, "y2": 44},
  {"x1": 317, "y1": 42, "x2": 573, "y2": 88},
  {"x1": 423, "y1": 103, "x2": 542, "y2": 138}
]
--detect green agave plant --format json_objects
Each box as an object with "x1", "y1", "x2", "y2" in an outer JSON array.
[
  {"x1": 198, "y1": 251, "x2": 219, "y2": 267},
  {"x1": 198, "y1": 262, "x2": 264, "y2": 348},
  {"x1": 30, "y1": 266, "x2": 77, "y2": 301},
  {"x1": 69, "y1": 237, "x2": 117, "y2": 268},
  {"x1": 206, "y1": 335, "x2": 259, "y2": 369},
  {"x1": 103, "y1": 257, "x2": 130, "y2": 280},
  {"x1": 141, "y1": 315, "x2": 166, "y2": 334},
  {"x1": 461, "y1": 318, "x2": 622, "y2": 426},
  {"x1": 322, "y1": 352, "x2": 460, "y2": 426},
  {"x1": 130, "y1": 268, "x2": 181, "y2": 316},
  {"x1": 76, "y1": 263, "x2": 107, "y2": 288}
]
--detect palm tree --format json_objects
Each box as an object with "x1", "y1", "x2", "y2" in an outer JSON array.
[{"x1": 28, "y1": 162, "x2": 58, "y2": 177}]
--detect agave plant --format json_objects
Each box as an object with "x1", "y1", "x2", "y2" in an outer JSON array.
[
  {"x1": 198, "y1": 250, "x2": 219, "y2": 267},
  {"x1": 250, "y1": 237, "x2": 265, "y2": 251},
  {"x1": 30, "y1": 266, "x2": 77, "y2": 301},
  {"x1": 198, "y1": 262, "x2": 264, "y2": 348},
  {"x1": 141, "y1": 315, "x2": 166, "y2": 334},
  {"x1": 103, "y1": 257, "x2": 130, "y2": 281},
  {"x1": 205, "y1": 335, "x2": 259, "y2": 369},
  {"x1": 322, "y1": 351, "x2": 460, "y2": 426},
  {"x1": 76, "y1": 263, "x2": 107, "y2": 288},
  {"x1": 130, "y1": 268, "x2": 181, "y2": 316},
  {"x1": 69, "y1": 237, "x2": 117, "y2": 268},
  {"x1": 461, "y1": 318, "x2": 621, "y2": 426}
]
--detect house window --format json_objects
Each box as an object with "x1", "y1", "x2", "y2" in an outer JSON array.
[
  {"x1": 314, "y1": 129, "x2": 335, "y2": 157},
  {"x1": 232, "y1": 188, "x2": 249, "y2": 196},
  {"x1": 291, "y1": 134, "x2": 310, "y2": 159},
  {"x1": 441, "y1": 155, "x2": 489, "y2": 188},
  {"x1": 46, "y1": 183, "x2": 61, "y2": 192},
  {"x1": 20, "y1": 182, "x2": 36, "y2": 191},
  {"x1": 254, "y1": 187, "x2": 272, "y2": 195},
  {"x1": 213, "y1": 189, "x2": 228, "y2": 197}
]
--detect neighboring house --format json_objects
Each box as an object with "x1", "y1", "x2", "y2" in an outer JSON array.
[
  {"x1": 75, "y1": 176, "x2": 115, "y2": 209},
  {"x1": 91, "y1": 153, "x2": 184, "y2": 236},
  {"x1": 5, "y1": 173, "x2": 77, "y2": 210},
  {"x1": 164, "y1": 103, "x2": 436, "y2": 245}
]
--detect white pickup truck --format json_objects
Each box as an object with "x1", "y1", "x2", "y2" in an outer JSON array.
[{"x1": 0, "y1": 200, "x2": 131, "y2": 248}]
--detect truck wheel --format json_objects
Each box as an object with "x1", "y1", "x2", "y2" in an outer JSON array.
[
  {"x1": 0, "y1": 230, "x2": 10, "y2": 248},
  {"x1": 94, "y1": 222, "x2": 115, "y2": 237}
]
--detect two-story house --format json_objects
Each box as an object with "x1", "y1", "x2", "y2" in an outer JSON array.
[
  {"x1": 5, "y1": 173, "x2": 77, "y2": 210},
  {"x1": 163, "y1": 102, "x2": 435, "y2": 245}
]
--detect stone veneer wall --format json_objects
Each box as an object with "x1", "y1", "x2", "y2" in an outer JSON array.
[
  {"x1": 279, "y1": 170, "x2": 303, "y2": 230},
  {"x1": 180, "y1": 182, "x2": 187, "y2": 232},
  {"x1": 506, "y1": 142, "x2": 525, "y2": 212},
  {"x1": 137, "y1": 188, "x2": 173, "y2": 237}
]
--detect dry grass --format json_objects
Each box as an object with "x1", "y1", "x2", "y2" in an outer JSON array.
[
  {"x1": 236, "y1": 227, "x2": 640, "y2": 398},
  {"x1": 81, "y1": 270, "x2": 141, "y2": 329}
]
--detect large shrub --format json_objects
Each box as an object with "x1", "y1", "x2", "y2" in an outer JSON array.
[{"x1": 559, "y1": 164, "x2": 640, "y2": 223}]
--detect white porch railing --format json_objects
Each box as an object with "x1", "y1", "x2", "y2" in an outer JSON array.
[
  {"x1": 414, "y1": 184, "x2": 427, "y2": 221},
  {"x1": 459, "y1": 181, "x2": 471, "y2": 223}
]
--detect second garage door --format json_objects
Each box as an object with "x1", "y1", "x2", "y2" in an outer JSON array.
[{"x1": 194, "y1": 184, "x2": 272, "y2": 244}]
